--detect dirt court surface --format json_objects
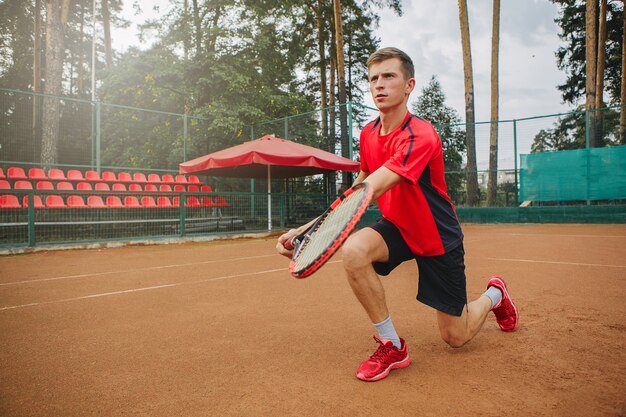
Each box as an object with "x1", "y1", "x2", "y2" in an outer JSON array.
[{"x1": 1, "y1": 223, "x2": 625, "y2": 417}]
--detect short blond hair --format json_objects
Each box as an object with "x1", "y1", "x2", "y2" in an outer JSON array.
[{"x1": 367, "y1": 47, "x2": 415, "y2": 80}]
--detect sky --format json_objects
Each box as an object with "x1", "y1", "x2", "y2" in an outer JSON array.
[
  {"x1": 114, "y1": 0, "x2": 569, "y2": 120},
  {"x1": 369, "y1": 0, "x2": 568, "y2": 122},
  {"x1": 113, "y1": 0, "x2": 571, "y2": 168}
]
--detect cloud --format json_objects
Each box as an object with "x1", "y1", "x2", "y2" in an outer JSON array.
[{"x1": 367, "y1": 0, "x2": 568, "y2": 123}]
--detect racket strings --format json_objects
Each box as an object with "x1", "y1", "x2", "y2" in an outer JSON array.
[{"x1": 292, "y1": 188, "x2": 367, "y2": 271}]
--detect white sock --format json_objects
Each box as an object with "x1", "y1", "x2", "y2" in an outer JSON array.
[
  {"x1": 483, "y1": 286, "x2": 503, "y2": 309},
  {"x1": 373, "y1": 315, "x2": 401, "y2": 348}
]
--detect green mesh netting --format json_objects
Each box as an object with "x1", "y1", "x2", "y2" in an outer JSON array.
[{"x1": 520, "y1": 146, "x2": 626, "y2": 202}]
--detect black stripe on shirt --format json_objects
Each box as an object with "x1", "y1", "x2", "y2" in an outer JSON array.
[{"x1": 403, "y1": 123, "x2": 416, "y2": 166}]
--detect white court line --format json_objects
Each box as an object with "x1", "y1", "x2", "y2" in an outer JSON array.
[
  {"x1": 0, "y1": 260, "x2": 343, "y2": 312},
  {"x1": 485, "y1": 257, "x2": 626, "y2": 268},
  {"x1": 0, "y1": 254, "x2": 276, "y2": 287},
  {"x1": 508, "y1": 233, "x2": 626, "y2": 239}
]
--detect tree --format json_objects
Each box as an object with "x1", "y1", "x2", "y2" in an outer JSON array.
[
  {"x1": 412, "y1": 76, "x2": 466, "y2": 205},
  {"x1": 333, "y1": 0, "x2": 351, "y2": 189},
  {"x1": 41, "y1": 0, "x2": 71, "y2": 165},
  {"x1": 585, "y1": 0, "x2": 598, "y2": 147},
  {"x1": 487, "y1": 0, "x2": 500, "y2": 207},
  {"x1": 553, "y1": 0, "x2": 623, "y2": 106},
  {"x1": 530, "y1": 106, "x2": 621, "y2": 152},
  {"x1": 621, "y1": 1, "x2": 626, "y2": 144},
  {"x1": 457, "y1": 0, "x2": 479, "y2": 206}
]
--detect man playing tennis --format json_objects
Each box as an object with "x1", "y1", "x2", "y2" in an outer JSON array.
[{"x1": 277, "y1": 47, "x2": 518, "y2": 381}]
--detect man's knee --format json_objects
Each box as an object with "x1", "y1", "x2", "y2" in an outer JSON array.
[
  {"x1": 342, "y1": 236, "x2": 371, "y2": 272},
  {"x1": 439, "y1": 324, "x2": 469, "y2": 348}
]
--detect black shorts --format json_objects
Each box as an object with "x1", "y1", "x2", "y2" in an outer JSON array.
[{"x1": 368, "y1": 218, "x2": 467, "y2": 317}]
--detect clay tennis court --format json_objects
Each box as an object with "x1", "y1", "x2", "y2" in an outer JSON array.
[{"x1": 1, "y1": 223, "x2": 625, "y2": 416}]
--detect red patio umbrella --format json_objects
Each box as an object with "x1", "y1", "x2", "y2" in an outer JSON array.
[{"x1": 179, "y1": 135, "x2": 360, "y2": 230}]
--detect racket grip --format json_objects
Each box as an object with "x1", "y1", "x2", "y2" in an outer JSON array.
[{"x1": 284, "y1": 234, "x2": 303, "y2": 251}]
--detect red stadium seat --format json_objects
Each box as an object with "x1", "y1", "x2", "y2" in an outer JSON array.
[
  {"x1": 67, "y1": 195, "x2": 87, "y2": 208},
  {"x1": 159, "y1": 184, "x2": 172, "y2": 192},
  {"x1": 45, "y1": 195, "x2": 66, "y2": 208},
  {"x1": 118, "y1": 172, "x2": 132, "y2": 182},
  {"x1": 128, "y1": 184, "x2": 142, "y2": 191},
  {"x1": 106, "y1": 196, "x2": 123, "y2": 208},
  {"x1": 141, "y1": 196, "x2": 157, "y2": 208},
  {"x1": 22, "y1": 195, "x2": 44, "y2": 208},
  {"x1": 36, "y1": 181, "x2": 54, "y2": 190},
  {"x1": 87, "y1": 196, "x2": 106, "y2": 208},
  {"x1": 112, "y1": 183, "x2": 126, "y2": 191},
  {"x1": 161, "y1": 174, "x2": 175, "y2": 184},
  {"x1": 188, "y1": 185, "x2": 199, "y2": 192},
  {"x1": 85, "y1": 170, "x2": 101, "y2": 181},
  {"x1": 133, "y1": 172, "x2": 147, "y2": 183},
  {"x1": 0, "y1": 167, "x2": 5, "y2": 178},
  {"x1": 202, "y1": 196, "x2": 217, "y2": 207},
  {"x1": 214, "y1": 196, "x2": 231, "y2": 207},
  {"x1": 0, "y1": 180, "x2": 10, "y2": 189},
  {"x1": 76, "y1": 182, "x2": 93, "y2": 191},
  {"x1": 47, "y1": 168, "x2": 66, "y2": 180},
  {"x1": 173, "y1": 185, "x2": 185, "y2": 192},
  {"x1": 56, "y1": 182, "x2": 73, "y2": 190},
  {"x1": 185, "y1": 196, "x2": 202, "y2": 208},
  {"x1": 8, "y1": 167, "x2": 27, "y2": 179},
  {"x1": 94, "y1": 182, "x2": 110, "y2": 191},
  {"x1": 188, "y1": 175, "x2": 201, "y2": 184},
  {"x1": 157, "y1": 196, "x2": 172, "y2": 208},
  {"x1": 201, "y1": 185, "x2": 212, "y2": 193},
  {"x1": 147, "y1": 173, "x2": 161, "y2": 183},
  {"x1": 67, "y1": 170, "x2": 84, "y2": 181},
  {"x1": 102, "y1": 171, "x2": 117, "y2": 182},
  {"x1": 124, "y1": 196, "x2": 140, "y2": 208},
  {"x1": 28, "y1": 168, "x2": 47, "y2": 180},
  {"x1": 0, "y1": 194, "x2": 22, "y2": 208},
  {"x1": 14, "y1": 180, "x2": 33, "y2": 189},
  {"x1": 144, "y1": 184, "x2": 157, "y2": 192},
  {"x1": 175, "y1": 175, "x2": 188, "y2": 184},
  {"x1": 172, "y1": 196, "x2": 180, "y2": 207}
]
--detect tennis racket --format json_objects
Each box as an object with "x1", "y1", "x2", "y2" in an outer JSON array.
[{"x1": 288, "y1": 182, "x2": 373, "y2": 278}]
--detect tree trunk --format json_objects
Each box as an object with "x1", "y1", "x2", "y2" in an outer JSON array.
[
  {"x1": 487, "y1": 0, "x2": 500, "y2": 207},
  {"x1": 317, "y1": 0, "x2": 328, "y2": 142},
  {"x1": 183, "y1": 0, "x2": 190, "y2": 61},
  {"x1": 317, "y1": 0, "x2": 330, "y2": 195},
  {"x1": 595, "y1": 0, "x2": 607, "y2": 144},
  {"x1": 333, "y1": 0, "x2": 351, "y2": 190},
  {"x1": 102, "y1": 0, "x2": 113, "y2": 68},
  {"x1": 33, "y1": 0, "x2": 42, "y2": 146},
  {"x1": 41, "y1": 0, "x2": 71, "y2": 166},
  {"x1": 329, "y1": 54, "x2": 337, "y2": 194},
  {"x1": 458, "y1": 0, "x2": 479, "y2": 206},
  {"x1": 192, "y1": 0, "x2": 202, "y2": 56},
  {"x1": 585, "y1": 0, "x2": 597, "y2": 148},
  {"x1": 619, "y1": 1, "x2": 626, "y2": 145},
  {"x1": 77, "y1": 3, "x2": 85, "y2": 96}
]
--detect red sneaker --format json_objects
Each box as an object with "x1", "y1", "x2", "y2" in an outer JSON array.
[
  {"x1": 356, "y1": 336, "x2": 410, "y2": 381},
  {"x1": 487, "y1": 276, "x2": 519, "y2": 332}
]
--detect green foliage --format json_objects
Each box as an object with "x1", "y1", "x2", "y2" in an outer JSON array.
[
  {"x1": 411, "y1": 76, "x2": 467, "y2": 203},
  {"x1": 552, "y1": 0, "x2": 624, "y2": 105},
  {"x1": 531, "y1": 106, "x2": 621, "y2": 152}
]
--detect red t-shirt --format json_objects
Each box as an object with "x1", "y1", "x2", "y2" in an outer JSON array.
[{"x1": 360, "y1": 112, "x2": 463, "y2": 256}]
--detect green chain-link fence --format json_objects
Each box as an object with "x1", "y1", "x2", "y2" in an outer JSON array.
[{"x1": 2, "y1": 88, "x2": 625, "y2": 248}]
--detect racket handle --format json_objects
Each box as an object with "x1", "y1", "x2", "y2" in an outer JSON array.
[{"x1": 284, "y1": 234, "x2": 303, "y2": 251}]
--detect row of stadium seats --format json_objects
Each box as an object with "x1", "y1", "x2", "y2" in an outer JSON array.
[
  {"x1": 0, "y1": 194, "x2": 231, "y2": 209},
  {"x1": 0, "y1": 166, "x2": 201, "y2": 185},
  {"x1": 0, "y1": 180, "x2": 211, "y2": 193}
]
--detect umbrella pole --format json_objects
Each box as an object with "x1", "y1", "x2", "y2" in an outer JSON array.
[{"x1": 267, "y1": 165, "x2": 272, "y2": 231}]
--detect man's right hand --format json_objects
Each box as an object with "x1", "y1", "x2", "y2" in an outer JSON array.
[{"x1": 276, "y1": 228, "x2": 299, "y2": 258}]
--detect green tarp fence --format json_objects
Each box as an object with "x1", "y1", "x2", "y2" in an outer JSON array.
[{"x1": 520, "y1": 145, "x2": 626, "y2": 202}]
